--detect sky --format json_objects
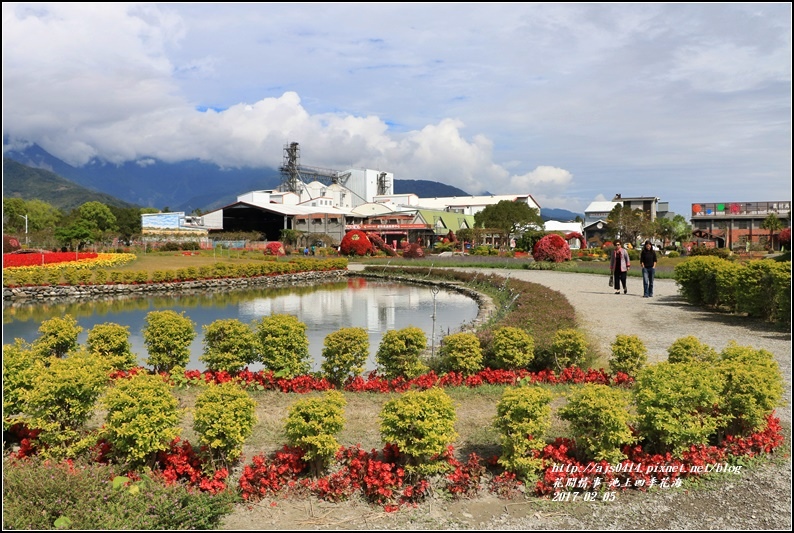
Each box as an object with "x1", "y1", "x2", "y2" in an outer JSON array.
[{"x1": 2, "y1": 3, "x2": 791, "y2": 217}]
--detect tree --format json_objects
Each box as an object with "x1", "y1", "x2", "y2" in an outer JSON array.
[
  {"x1": 474, "y1": 200, "x2": 543, "y2": 244},
  {"x1": 761, "y1": 213, "x2": 784, "y2": 250},
  {"x1": 605, "y1": 204, "x2": 645, "y2": 246},
  {"x1": 108, "y1": 206, "x2": 143, "y2": 245},
  {"x1": 670, "y1": 214, "x2": 693, "y2": 245},
  {"x1": 77, "y1": 201, "x2": 118, "y2": 246},
  {"x1": 3, "y1": 198, "x2": 63, "y2": 234},
  {"x1": 54, "y1": 219, "x2": 94, "y2": 250}
]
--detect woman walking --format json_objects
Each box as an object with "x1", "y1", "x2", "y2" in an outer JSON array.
[{"x1": 610, "y1": 240, "x2": 631, "y2": 294}]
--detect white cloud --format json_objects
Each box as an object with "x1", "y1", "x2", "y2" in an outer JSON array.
[{"x1": 2, "y1": 3, "x2": 790, "y2": 217}]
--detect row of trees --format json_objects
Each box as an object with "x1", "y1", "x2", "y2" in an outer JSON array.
[{"x1": 3, "y1": 197, "x2": 158, "y2": 251}]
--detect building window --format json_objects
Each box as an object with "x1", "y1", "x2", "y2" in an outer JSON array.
[{"x1": 737, "y1": 220, "x2": 748, "y2": 229}]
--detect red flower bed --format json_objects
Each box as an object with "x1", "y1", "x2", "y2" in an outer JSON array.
[{"x1": 3, "y1": 251, "x2": 98, "y2": 268}]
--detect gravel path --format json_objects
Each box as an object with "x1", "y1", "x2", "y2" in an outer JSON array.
[{"x1": 223, "y1": 266, "x2": 792, "y2": 531}]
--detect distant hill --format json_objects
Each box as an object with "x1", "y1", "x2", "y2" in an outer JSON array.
[
  {"x1": 541, "y1": 207, "x2": 583, "y2": 222},
  {"x1": 393, "y1": 179, "x2": 469, "y2": 197},
  {"x1": 2, "y1": 158, "x2": 140, "y2": 212}
]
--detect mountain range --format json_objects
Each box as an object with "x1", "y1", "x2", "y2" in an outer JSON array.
[{"x1": 2, "y1": 144, "x2": 583, "y2": 221}]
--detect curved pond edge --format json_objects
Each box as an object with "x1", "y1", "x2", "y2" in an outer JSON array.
[{"x1": 2, "y1": 268, "x2": 496, "y2": 334}]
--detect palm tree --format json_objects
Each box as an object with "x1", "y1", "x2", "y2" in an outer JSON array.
[{"x1": 760, "y1": 213, "x2": 784, "y2": 251}]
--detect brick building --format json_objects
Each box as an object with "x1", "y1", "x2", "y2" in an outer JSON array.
[{"x1": 689, "y1": 201, "x2": 791, "y2": 251}]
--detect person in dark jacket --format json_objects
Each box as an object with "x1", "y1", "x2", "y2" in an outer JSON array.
[
  {"x1": 610, "y1": 240, "x2": 630, "y2": 294},
  {"x1": 639, "y1": 240, "x2": 658, "y2": 298}
]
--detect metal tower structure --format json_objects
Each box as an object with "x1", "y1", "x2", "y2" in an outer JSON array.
[
  {"x1": 377, "y1": 172, "x2": 390, "y2": 196},
  {"x1": 278, "y1": 142, "x2": 351, "y2": 194}
]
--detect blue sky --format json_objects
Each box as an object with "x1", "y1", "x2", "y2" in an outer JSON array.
[{"x1": 2, "y1": 2, "x2": 791, "y2": 216}]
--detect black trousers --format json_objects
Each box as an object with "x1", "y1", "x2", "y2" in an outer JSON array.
[{"x1": 613, "y1": 269, "x2": 627, "y2": 291}]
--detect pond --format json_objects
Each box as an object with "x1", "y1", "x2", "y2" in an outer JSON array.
[{"x1": 2, "y1": 277, "x2": 480, "y2": 372}]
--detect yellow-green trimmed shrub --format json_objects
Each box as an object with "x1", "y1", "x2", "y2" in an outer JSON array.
[
  {"x1": 634, "y1": 362, "x2": 727, "y2": 454},
  {"x1": 438, "y1": 332, "x2": 483, "y2": 376},
  {"x1": 493, "y1": 385, "x2": 552, "y2": 482},
  {"x1": 101, "y1": 373, "x2": 182, "y2": 468},
  {"x1": 255, "y1": 314, "x2": 311, "y2": 379},
  {"x1": 284, "y1": 390, "x2": 347, "y2": 476},
  {"x1": 379, "y1": 387, "x2": 457, "y2": 476},
  {"x1": 666, "y1": 335, "x2": 718, "y2": 364},
  {"x1": 24, "y1": 349, "x2": 111, "y2": 458},
  {"x1": 86, "y1": 323, "x2": 138, "y2": 371},
  {"x1": 549, "y1": 328, "x2": 588, "y2": 371},
  {"x1": 559, "y1": 384, "x2": 636, "y2": 463},
  {"x1": 200, "y1": 319, "x2": 258, "y2": 374},
  {"x1": 321, "y1": 327, "x2": 370, "y2": 386},
  {"x1": 719, "y1": 341, "x2": 784, "y2": 436},
  {"x1": 2, "y1": 339, "x2": 45, "y2": 430},
  {"x1": 92, "y1": 269, "x2": 109, "y2": 285},
  {"x1": 735, "y1": 260, "x2": 791, "y2": 324},
  {"x1": 193, "y1": 382, "x2": 257, "y2": 463},
  {"x1": 674, "y1": 256, "x2": 725, "y2": 306},
  {"x1": 609, "y1": 334, "x2": 647, "y2": 377},
  {"x1": 31, "y1": 315, "x2": 83, "y2": 358},
  {"x1": 142, "y1": 310, "x2": 197, "y2": 374},
  {"x1": 487, "y1": 326, "x2": 535, "y2": 370},
  {"x1": 375, "y1": 326, "x2": 429, "y2": 379}
]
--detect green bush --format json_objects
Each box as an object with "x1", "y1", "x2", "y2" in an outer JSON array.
[
  {"x1": 284, "y1": 390, "x2": 347, "y2": 476},
  {"x1": 200, "y1": 319, "x2": 258, "y2": 374},
  {"x1": 634, "y1": 362, "x2": 727, "y2": 454},
  {"x1": 718, "y1": 341, "x2": 784, "y2": 436},
  {"x1": 142, "y1": 310, "x2": 197, "y2": 374},
  {"x1": 559, "y1": 384, "x2": 635, "y2": 463},
  {"x1": 487, "y1": 326, "x2": 535, "y2": 370},
  {"x1": 321, "y1": 327, "x2": 370, "y2": 386},
  {"x1": 193, "y1": 382, "x2": 257, "y2": 463},
  {"x1": 609, "y1": 334, "x2": 648, "y2": 377},
  {"x1": 375, "y1": 326, "x2": 429, "y2": 379},
  {"x1": 24, "y1": 349, "x2": 111, "y2": 458},
  {"x1": 2, "y1": 339, "x2": 46, "y2": 430},
  {"x1": 31, "y1": 314, "x2": 83, "y2": 358},
  {"x1": 666, "y1": 335, "x2": 718, "y2": 364},
  {"x1": 493, "y1": 386, "x2": 552, "y2": 482},
  {"x1": 549, "y1": 328, "x2": 588, "y2": 371},
  {"x1": 674, "y1": 256, "x2": 726, "y2": 306},
  {"x1": 380, "y1": 387, "x2": 457, "y2": 476},
  {"x1": 86, "y1": 323, "x2": 138, "y2": 371},
  {"x1": 735, "y1": 260, "x2": 791, "y2": 324},
  {"x1": 1, "y1": 457, "x2": 237, "y2": 530},
  {"x1": 101, "y1": 373, "x2": 182, "y2": 468},
  {"x1": 255, "y1": 314, "x2": 311, "y2": 379},
  {"x1": 438, "y1": 332, "x2": 483, "y2": 376}
]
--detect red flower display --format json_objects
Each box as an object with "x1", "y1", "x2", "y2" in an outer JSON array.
[{"x1": 532, "y1": 234, "x2": 572, "y2": 263}]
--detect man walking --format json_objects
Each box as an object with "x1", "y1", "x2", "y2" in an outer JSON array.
[{"x1": 640, "y1": 240, "x2": 658, "y2": 298}]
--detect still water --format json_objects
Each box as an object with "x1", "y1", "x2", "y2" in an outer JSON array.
[{"x1": 2, "y1": 277, "x2": 479, "y2": 372}]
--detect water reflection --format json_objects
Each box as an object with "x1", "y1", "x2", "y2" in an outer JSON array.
[{"x1": 2, "y1": 277, "x2": 479, "y2": 372}]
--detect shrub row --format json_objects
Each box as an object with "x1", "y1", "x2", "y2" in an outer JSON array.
[{"x1": 674, "y1": 256, "x2": 790, "y2": 325}]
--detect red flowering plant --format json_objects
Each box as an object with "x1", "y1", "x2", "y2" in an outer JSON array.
[
  {"x1": 532, "y1": 234, "x2": 571, "y2": 262},
  {"x1": 779, "y1": 227, "x2": 790, "y2": 248},
  {"x1": 564, "y1": 232, "x2": 586, "y2": 250},
  {"x1": 264, "y1": 242, "x2": 286, "y2": 256},
  {"x1": 340, "y1": 230, "x2": 375, "y2": 256}
]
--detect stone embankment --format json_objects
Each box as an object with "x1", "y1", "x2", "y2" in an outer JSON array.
[{"x1": 2, "y1": 269, "x2": 347, "y2": 303}]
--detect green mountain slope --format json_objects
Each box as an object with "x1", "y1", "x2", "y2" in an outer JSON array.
[{"x1": 2, "y1": 158, "x2": 139, "y2": 212}]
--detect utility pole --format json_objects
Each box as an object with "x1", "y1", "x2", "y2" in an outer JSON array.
[{"x1": 17, "y1": 214, "x2": 28, "y2": 246}]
